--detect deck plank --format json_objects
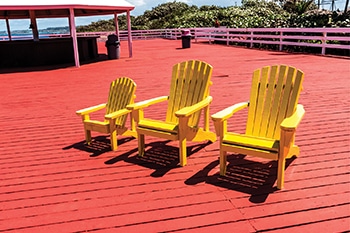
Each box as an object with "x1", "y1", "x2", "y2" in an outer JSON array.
[{"x1": 0, "y1": 38, "x2": 349, "y2": 232}]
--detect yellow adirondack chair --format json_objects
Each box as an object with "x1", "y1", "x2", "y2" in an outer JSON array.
[
  {"x1": 76, "y1": 77, "x2": 137, "y2": 151},
  {"x1": 127, "y1": 60, "x2": 217, "y2": 166},
  {"x1": 211, "y1": 65, "x2": 305, "y2": 189}
]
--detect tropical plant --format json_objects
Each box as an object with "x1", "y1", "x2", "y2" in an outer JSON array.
[
  {"x1": 76, "y1": 15, "x2": 136, "y2": 32},
  {"x1": 283, "y1": 0, "x2": 316, "y2": 15},
  {"x1": 76, "y1": 0, "x2": 349, "y2": 32}
]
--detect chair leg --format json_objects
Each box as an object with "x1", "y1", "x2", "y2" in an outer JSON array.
[
  {"x1": 138, "y1": 133, "x2": 145, "y2": 157},
  {"x1": 220, "y1": 150, "x2": 227, "y2": 176},
  {"x1": 277, "y1": 158, "x2": 286, "y2": 189},
  {"x1": 110, "y1": 130, "x2": 118, "y2": 151},
  {"x1": 279, "y1": 130, "x2": 294, "y2": 189},
  {"x1": 179, "y1": 137, "x2": 187, "y2": 166},
  {"x1": 178, "y1": 117, "x2": 189, "y2": 166},
  {"x1": 85, "y1": 129, "x2": 92, "y2": 145}
]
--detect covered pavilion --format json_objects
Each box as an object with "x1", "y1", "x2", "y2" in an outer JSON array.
[{"x1": 0, "y1": 0, "x2": 135, "y2": 67}]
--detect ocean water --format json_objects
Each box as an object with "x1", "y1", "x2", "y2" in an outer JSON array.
[
  {"x1": 0, "y1": 33, "x2": 33, "y2": 41},
  {"x1": 0, "y1": 33, "x2": 59, "y2": 41}
]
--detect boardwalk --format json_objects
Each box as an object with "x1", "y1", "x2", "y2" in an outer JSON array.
[{"x1": 0, "y1": 39, "x2": 349, "y2": 232}]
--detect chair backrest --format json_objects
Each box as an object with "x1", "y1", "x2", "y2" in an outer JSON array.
[
  {"x1": 246, "y1": 65, "x2": 304, "y2": 139},
  {"x1": 166, "y1": 60, "x2": 213, "y2": 126},
  {"x1": 105, "y1": 77, "x2": 136, "y2": 126}
]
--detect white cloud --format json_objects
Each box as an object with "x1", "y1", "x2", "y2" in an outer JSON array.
[{"x1": 128, "y1": 0, "x2": 146, "y2": 7}]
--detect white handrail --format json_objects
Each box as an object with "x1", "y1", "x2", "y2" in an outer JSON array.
[
  {"x1": 87, "y1": 27, "x2": 349, "y2": 56},
  {"x1": 1, "y1": 27, "x2": 348, "y2": 55},
  {"x1": 193, "y1": 27, "x2": 350, "y2": 55}
]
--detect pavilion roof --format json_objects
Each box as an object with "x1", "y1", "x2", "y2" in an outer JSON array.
[{"x1": 0, "y1": 0, "x2": 135, "y2": 19}]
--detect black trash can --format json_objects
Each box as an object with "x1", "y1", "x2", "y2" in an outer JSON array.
[
  {"x1": 105, "y1": 34, "x2": 120, "y2": 59},
  {"x1": 181, "y1": 29, "x2": 191, "y2": 49}
]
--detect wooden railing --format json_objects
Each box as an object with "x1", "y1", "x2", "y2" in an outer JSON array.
[
  {"x1": 77, "y1": 27, "x2": 349, "y2": 56},
  {"x1": 1, "y1": 27, "x2": 349, "y2": 56},
  {"x1": 193, "y1": 27, "x2": 350, "y2": 55},
  {"x1": 76, "y1": 29, "x2": 181, "y2": 41}
]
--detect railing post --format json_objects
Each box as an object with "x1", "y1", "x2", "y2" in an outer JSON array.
[
  {"x1": 209, "y1": 29, "x2": 212, "y2": 44},
  {"x1": 226, "y1": 29, "x2": 229, "y2": 46},
  {"x1": 279, "y1": 31, "x2": 283, "y2": 51},
  {"x1": 322, "y1": 31, "x2": 326, "y2": 55},
  {"x1": 194, "y1": 28, "x2": 197, "y2": 43},
  {"x1": 250, "y1": 31, "x2": 253, "y2": 48}
]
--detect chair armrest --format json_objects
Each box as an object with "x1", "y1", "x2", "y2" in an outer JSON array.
[
  {"x1": 175, "y1": 96, "x2": 213, "y2": 117},
  {"x1": 76, "y1": 103, "x2": 106, "y2": 116},
  {"x1": 126, "y1": 96, "x2": 168, "y2": 110},
  {"x1": 105, "y1": 108, "x2": 131, "y2": 120},
  {"x1": 211, "y1": 102, "x2": 249, "y2": 122},
  {"x1": 281, "y1": 104, "x2": 305, "y2": 131}
]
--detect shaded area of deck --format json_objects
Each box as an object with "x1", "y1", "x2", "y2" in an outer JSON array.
[{"x1": 0, "y1": 39, "x2": 349, "y2": 232}]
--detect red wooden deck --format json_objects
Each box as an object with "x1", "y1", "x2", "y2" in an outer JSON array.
[{"x1": 0, "y1": 39, "x2": 349, "y2": 232}]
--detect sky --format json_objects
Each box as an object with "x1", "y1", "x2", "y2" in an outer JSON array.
[
  {"x1": 0, "y1": 0, "x2": 347, "y2": 31},
  {"x1": 0, "y1": 0, "x2": 236, "y2": 31}
]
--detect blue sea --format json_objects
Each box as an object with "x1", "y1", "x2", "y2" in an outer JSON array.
[
  {"x1": 0, "y1": 33, "x2": 56, "y2": 41},
  {"x1": 0, "y1": 33, "x2": 63, "y2": 41},
  {"x1": 0, "y1": 33, "x2": 31, "y2": 40}
]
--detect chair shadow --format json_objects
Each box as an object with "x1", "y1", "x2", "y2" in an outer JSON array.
[
  {"x1": 105, "y1": 140, "x2": 212, "y2": 177},
  {"x1": 62, "y1": 135, "x2": 135, "y2": 157},
  {"x1": 185, "y1": 154, "x2": 295, "y2": 203}
]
